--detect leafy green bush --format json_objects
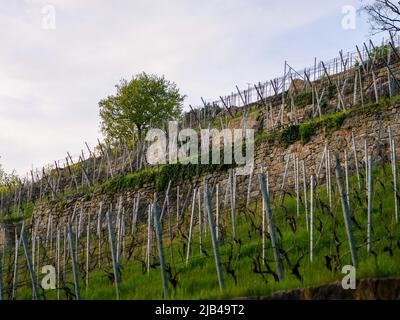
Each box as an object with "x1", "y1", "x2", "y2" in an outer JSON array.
[
  {"x1": 299, "y1": 122, "x2": 315, "y2": 144},
  {"x1": 279, "y1": 125, "x2": 300, "y2": 147},
  {"x1": 254, "y1": 132, "x2": 275, "y2": 144},
  {"x1": 294, "y1": 90, "x2": 313, "y2": 107},
  {"x1": 96, "y1": 159, "x2": 234, "y2": 195},
  {"x1": 0, "y1": 202, "x2": 34, "y2": 223},
  {"x1": 321, "y1": 111, "x2": 347, "y2": 130},
  {"x1": 98, "y1": 166, "x2": 159, "y2": 195},
  {"x1": 155, "y1": 162, "x2": 233, "y2": 192},
  {"x1": 371, "y1": 44, "x2": 389, "y2": 61}
]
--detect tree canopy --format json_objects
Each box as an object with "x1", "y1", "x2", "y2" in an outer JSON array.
[
  {"x1": 99, "y1": 73, "x2": 185, "y2": 145},
  {"x1": 0, "y1": 160, "x2": 18, "y2": 191}
]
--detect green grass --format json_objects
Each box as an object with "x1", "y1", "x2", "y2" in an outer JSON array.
[
  {"x1": 3, "y1": 92, "x2": 400, "y2": 300},
  {"x1": 5, "y1": 162, "x2": 400, "y2": 300},
  {"x1": 4, "y1": 90, "x2": 398, "y2": 213}
]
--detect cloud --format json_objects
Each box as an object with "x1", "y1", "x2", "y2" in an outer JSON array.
[{"x1": 0, "y1": 0, "x2": 363, "y2": 174}]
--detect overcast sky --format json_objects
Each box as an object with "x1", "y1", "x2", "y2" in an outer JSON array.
[{"x1": 0, "y1": 0, "x2": 379, "y2": 175}]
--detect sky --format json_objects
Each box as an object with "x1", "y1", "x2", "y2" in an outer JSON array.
[{"x1": 0, "y1": 0, "x2": 381, "y2": 176}]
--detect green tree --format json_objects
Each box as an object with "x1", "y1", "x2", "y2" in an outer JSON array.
[
  {"x1": 99, "y1": 73, "x2": 185, "y2": 147},
  {"x1": 0, "y1": 159, "x2": 18, "y2": 192}
]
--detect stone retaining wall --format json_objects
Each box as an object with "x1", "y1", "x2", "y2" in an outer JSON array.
[{"x1": 22, "y1": 102, "x2": 400, "y2": 242}]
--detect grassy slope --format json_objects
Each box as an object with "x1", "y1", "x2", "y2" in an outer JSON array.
[{"x1": 8, "y1": 162, "x2": 399, "y2": 300}]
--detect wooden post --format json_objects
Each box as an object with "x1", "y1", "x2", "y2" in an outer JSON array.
[
  {"x1": 261, "y1": 171, "x2": 270, "y2": 261},
  {"x1": 246, "y1": 166, "x2": 254, "y2": 209},
  {"x1": 365, "y1": 139, "x2": 369, "y2": 191},
  {"x1": 121, "y1": 208, "x2": 126, "y2": 260},
  {"x1": 367, "y1": 155, "x2": 373, "y2": 253},
  {"x1": 223, "y1": 176, "x2": 230, "y2": 211},
  {"x1": 204, "y1": 182, "x2": 225, "y2": 292},
  {"x1": 176, "y1": 186, "x2": 180, "y2": 229},
  {"x1": 334, "y1": 153, "x2": 358, "y2": 267},
  {"x1": 353, "y1": 69, "x2": 358, "y2": 105},
  {"x1": 63, "y1": 227, "x2": 67, "y2": 279},
  {"x1": 46, "y1": 215, "x2": 51, "y2": 246},
  {"x1": 97, "y1": 201, "x2": 103, "y2": 267},
  {"x1": 327, "y1": 148, "x2": 332, "y2": 210},
  {"x1": 167, "y1": 196, "x2": 173, "y2": 261},
  {"x1": 106, "y1": 211, "x2": 121, "y2": 300},
  {"x1": 67, "y1": 221, "x2": 81, "y2": 300},
  {"x1": 147, "y1": 204, "x2": 152, "y2": 273},
  {"x1": 31, "y1": 222, "x2": 37, "y2": 280},
  {"x1": 391, "y1": 138, "x2": 398, "y2": 223},
  {"x1": 21, "y1": 231, "x2": 38, "y2": 300},
  {"x1": 132, "y1": 194, "x2": 140, "y2": 235},
  {"x1": 310, "y1": 175, "x2": 314, "y2": 263},
  {"x1": 302, "y1": 160, "x2": 309, "y2": 231},
  {"x1": 75, "y1": 214, "x2": 79, "y2": 255},
  {"x1": 86, "y1": 214, "x2": 91, "y2": 289},
  {"x1": 352, "y1": 131, "x2": 361, "y2": 190},
  {"x1": 117, "y1": 207, "x2": 124, "y2": 264},
  {"x1": 281, "y1": 156, "x2": 291, "y2": 191},
  {"x1": 153, "y1": 202, "x2": 169, "y2": 298},
  {"x1": 325, "y1": 145, "x2": 330, "y2": 201},
  {"x1": 216, "y1": 183, "x2": 220, "y2": 240},
  {"x1": 358, "y1": 68, "x2": 364, "y2": 109},
  {"x1": 258, "y1": 173, "x2": 284, "y2": 281},
  {"x1": 203, "y1": 182, "x2": 208, "y2": 237},
  {"x1": 316, "y1": 147, "x2": 327, "y2": 181},
  {"x1": 198, "y1": 187, "x2": 203, "y2": 254},
  {"x1": 186, "y1": 188, "x2": 197, "y2": 266},
  {"x1": 372, "y1": 70, "x2": 379, "y2": 103},
  {"x1": 295, "y1": 156, "x2": 300, "y2": 217},
  {"x1": 262, "y1": 188, "x2": 266, "y2": 261},
  {"x1": 12, "y1": 224, "x2": 23, "y2": 300},
  {"x1": 159, "y1": 181, "x2": 172, "y2": 221},
  {"x1": 344, "y1": 150, "x2": 351, "y2": 212},
  {"x1": 36, "y1": 237, "x2": 40, "y2": 287},
  {"x1": 0, "y1": 245, "x2": 3, "y2": 301},
  {"x1": 50, "y1": 215, "x2": 54, "y2": 253},
  {"x1": 56, "y1": 229, "x2": 60, "y2": 300},
  {"x1": 230, "y1": 169, "x2": 237, "y2": 240},
  {"x1": 77, "y1": 206, "x2": 83, "y2": 238},
  {"x1": 116, "y1": 198, "x2": 122, "y2": 263}
]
